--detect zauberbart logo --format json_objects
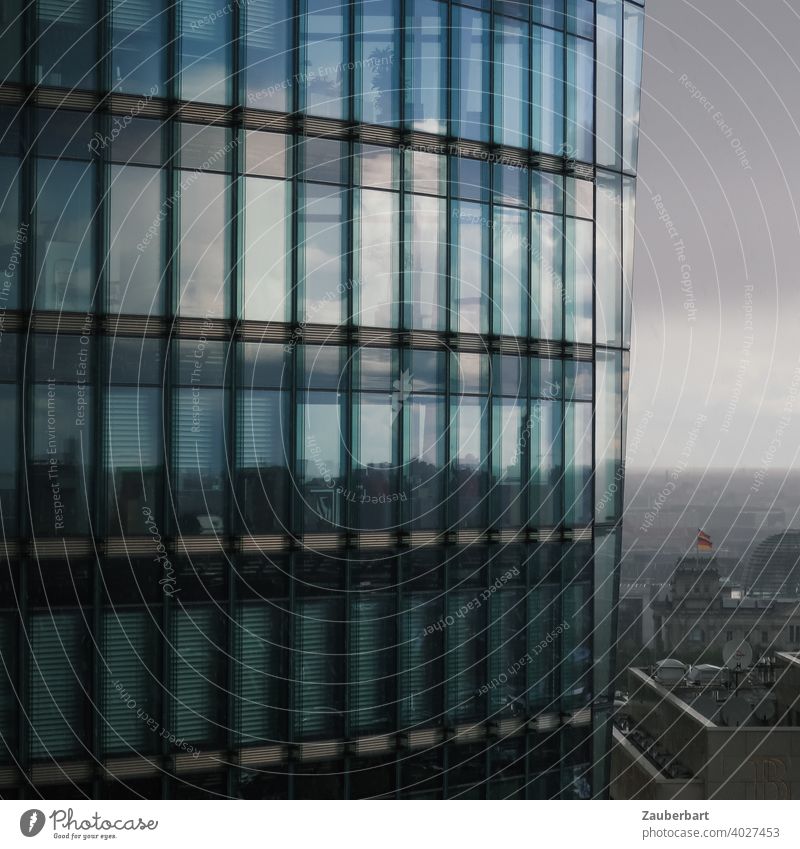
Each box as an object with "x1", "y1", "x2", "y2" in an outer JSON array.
[{"x1": 19, "y1": 809, "x2": 45, "y2": 837}]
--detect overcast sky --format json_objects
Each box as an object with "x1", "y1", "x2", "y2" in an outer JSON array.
[{"x1": 628, "y1": 0, "x2": 800, "y2": 471}]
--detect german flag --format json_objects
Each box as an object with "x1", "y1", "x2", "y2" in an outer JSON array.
[{"x1": 696, "y1": 529, "x2": 713, "y2": 552}]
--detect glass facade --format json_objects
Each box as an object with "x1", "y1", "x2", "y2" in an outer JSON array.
[{"x1": 0, "y1": 0, "x2": 643, "y2": 799}]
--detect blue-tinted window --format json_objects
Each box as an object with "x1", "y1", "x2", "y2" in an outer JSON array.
[
  {"x1": 494, "y1": 206, "x2": 528, "y2": 337},
  {"x1": 355, "y1": 189, "x2": 398, "y2": 327},
  {"x1": 31, "y1": 382, "x2": 94, "y2": 535},
  {"x1": 533, "y1": 26, "x2": 565, "y2": 156},
  {"x1": 494, "y1": 16, "x2": 529, "y2": 148},
  {"x1": 0, "y1": 0, "x2": 23, "y2": 84},
  {"x1": 173, "y1": 387, "x2": 228, "y2": 535},
  {"x1": 109, "y1": 165, "x2": 166, "y2": 315},
  {"x1": 406, "y1": 0, "x2": 447, "y2": 134},
  {"x1": 0, "y1": 157, "x2": 22, "y2": 310},
  {"x1": 567, "y1": 35, "x2": 594, "y2": 162},
  {"x1": 531, "y1": 212, "x2": 564, "y2": 341},
  {"x1": 35, "y1": 159, "x2": 95, "y2": 312},
  {"x1": 299, "y1": 184, "x2": 346, "y2": 325},
  {"x1": 246, "y1": 0, "x2": 293, "y2": 111},
  {"x1": 303, "y1": 0, "x2": 348, "y2": 119},
  {"x1": 106, "y1": 386, "x2": 162, "y2": 535},
  {"x1": 111, "y1": 0, "x2": 167, "y2": 96},
  {"x1": 178, "y1": 172, "x2": 229, "y2": 318},
  {"x1": 180, "y1": 0, "x2": 233, "y2": 104},
  {"x1": 37, "y1": 0, "x2": 97, "y2": 89},
  {"x1": 452, "y1": 201, "x2": 489, "y2": 334},
  {"x1": 244, "y1": 176, "x2": 290, "y2": 322},
  {"x1": 452, "y1": 7, "x2": 490, "y2": 142},
  {"x1": 237, "y1": 390, "x2": 291, "y2": 533},
  {"x1": 299, "y1": 391, "x2": 345, "y2": 531},
  {"x1": 357, "y1": 0, "x2": 400, "y2": 126}
]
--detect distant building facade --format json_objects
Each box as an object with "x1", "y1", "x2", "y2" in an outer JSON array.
[{"x1": 652, "y1": 557, "x2": 800, "y2": 661}]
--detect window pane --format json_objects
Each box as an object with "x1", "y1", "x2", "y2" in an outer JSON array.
[
  {"x1": 568, "y1": 0, "x2": 594, "y2": 38},
  {"x1": 303, "y1": 0, "x2": 348, "y2": 119},
  {"x1": 492, "y1": 399, "x2": 524, "y2": 528},
  {"x1": 178, "y1": 172, "x2": 228, "y2": 318},
  {"x1": 565, "y1": 400, "x2": 592, "y2": 525},
  {"x1": 350, "y1": 593, "x2": 394, "y2": 733},
  {"x1": 531, "y1": 212, "x2": 563, "y2": 341},
  {"x1": 530, "y1": 398, "x2": 562, "y2": 526},
  {"x1": 171, "y1": 607, "x2": 227, "y2": 747},
  {"x1": 353, "y1": 393, "x2": 397, "y2": 530},
  {"x1": 355, "y1": 189, "x2": 397, "y2": 327},
  {"x1": 597, "y1": 0, "x2": 623, "y2": 167},
  {"x1": 102, "y1": 610, "x2": 159, "y2": 754},
  {"x1": 0, "y1": 384, "x2": 17, "y2": 530},
  {"x1": 0, "y1": 0, "x2": 23, "y2": 84},
  {"x1": 452, "y1": 202, "x2": 489, "y2": 334},
  {"x1": 31, "y1": 383, "x2": 94, "y2": 535},
  {"x1": 245, "y1": 131, "x2": 287, "y2": 178},
  {"x1": 35, "y1": 159, "x2": 95, "y2": 312},
  {"x1": 535, "y1": 0, "x2": 565, "y2": 29},
  {"x1": 447, "y1": 588, "x2": 485, "y2": 721},
  {"x1": 106, "y1": 387, "x2": 162, "y2": 535},
  {"x1": 407, "y1": 394, "x2": 445, "y2": 529},
  {"x1": 406, "y1": 193, "x2": 445, "y2": 330},
  {"x1": 300, "y1": 185, "x2": 346, "y2": 325},
  {"x1": 452, "y1": 394, "x2": 489, "y2": 528},
  {"x1": 173, "y1": 387, "x2": 228, "y2": 535},
  {"x1": 406, "y1": 0, "x2": 447, "y2": 134},
  {"x1": 111, "y1": 0, "x2": 167, "y2": 96},
  {"x1": 623, "y1": 1, "x2": 645, "y2": 171},
  {"x1": 562, "y1": 581, "x2": 592, "y2": 703},
  {"x1": 595, "y1": 350, "x2": 622, "y2": 522},
  {"x1": 533, "y1": 27, "x2": 565, "y2": 155},
  {"x1": 29, "y1": 612, "x2": 90, "y2": 759},
  {"x1": 237, "y1": 390, "x2": 290, "y2": 533},
  {"x1": 528, "y1": 582, "x2": 558, "y2": 705},
  {"x1": 567, "y1": 35, "x2": 593, "y2": 162},
  {"x1": 453, "y1": 7, "x2": 490, "y2": 142},
  {"x1": 399, "y1": 590, "x2": 442, "y2": 726},
  {"x1": 0, "y1": 157, "x2": 22, "y2": 310},
  {"x1": 109, "y1": 165, "x2": 166, "y2": 315},
  {"x1": 300, "y1": 391, "x2": 344, "y2": 531},
  {"x1": 488, "y1": 586, "x2": 526, "y2": 715},
  {"x1": 294, "y1": 596, "x2": 345, "y2": 739},
  {"x1": 494, "y1": 17, "x2": 529, "y2": 148},
  {"x1": 180, "y1": 0, "x2": 232, "y2": 104},
  {"x1": 494, "y1": 206, "x2": 528, "y2": 337},
  {"x1": 593, "y1": 529, "x2": 618, "y2": 702},
  {"x1": 623, "y1": 174, "x2": 636, "y2": 346},
  {"x1": 235, "y1": 602, "x2": 287, "y2": 744},
  {"x1": 245, "y1": 0, "x2": 293, "y2": 111},
  {"x1": 244, "y1": 177, "x2": 290, "y2": 322},
  {"x1": 596, "y1": 169, "x2": 622, "y2": 345},
  {"x1": 357, "y1": 0, "x2": 400, "y2": 126},
  {"x1": 565, "y1": 216, "x2": 593, "y2": 343},
  {"x1": 37, "y1": 0, "x2": 97, "y2": 89}
]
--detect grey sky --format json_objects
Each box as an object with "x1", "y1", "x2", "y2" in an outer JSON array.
[{"x1": 629, "y1": 0, "x2": 800, "y2": 471}]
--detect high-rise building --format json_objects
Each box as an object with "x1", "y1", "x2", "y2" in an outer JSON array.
[{"x1": 0, "y1": 0, "x2": 644, "y2": 798}]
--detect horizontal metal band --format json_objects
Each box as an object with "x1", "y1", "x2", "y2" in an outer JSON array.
[
  {"x1": 0, "y1": 83, "x2": 594, "y2": 180},
  {"x1": 11, "y1": 526, "x2": 596, "y2": 559},
  {"x1": 0, "y1": 709, "x2": 591, "y2": 787},
  {"x1": 9, "y1": 311, "x2": 615, "y2": 361}
]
